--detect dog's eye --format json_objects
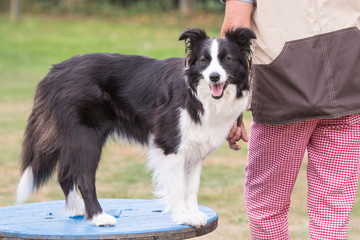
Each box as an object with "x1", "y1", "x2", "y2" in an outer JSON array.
[
  {"x1": 200, "y1": 56, "x2": 209, "y2": 65},
  {"x1": 224, "y1": 56, "x2": 232, "y2": 63}
]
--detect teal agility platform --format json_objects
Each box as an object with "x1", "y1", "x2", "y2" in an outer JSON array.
[{"x1": 0, "y1": 199, "x2": 218, "y2": 239}]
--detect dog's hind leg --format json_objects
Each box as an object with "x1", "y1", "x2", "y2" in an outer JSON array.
[
  {"x1": 60, "y1": 127, "x2": 116, "y2": 226},
  {"x1": 77, "y1": 171, "x2": 116, "y2": 226},
  {"x1": 78, "y1": 144, "x2": 116, "y2": 226}
]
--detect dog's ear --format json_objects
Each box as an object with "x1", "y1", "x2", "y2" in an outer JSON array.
[
  {"x1": 179, "y1": 28, "x2": 209, "y2": 66},
  {"x1": 225, "y1": 28, "x2": 256, "y2": 56},
  {"x1": 178, "y1": 28, "x2": 208, "y2": 53}
]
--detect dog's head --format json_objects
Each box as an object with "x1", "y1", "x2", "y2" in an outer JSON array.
[{"x1": 179, "y1": 28, "x2": 256, "y2": 100}]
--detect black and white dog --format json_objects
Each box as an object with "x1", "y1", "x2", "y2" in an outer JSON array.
[{"x1": 16, "y1": 28, "x2": 255, "y2": 227}]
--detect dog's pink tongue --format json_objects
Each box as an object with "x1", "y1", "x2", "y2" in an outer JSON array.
[{"x1": 210, "y1": 84, "x2": 224, "y2": 97}]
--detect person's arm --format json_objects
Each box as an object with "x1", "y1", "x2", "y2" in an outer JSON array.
[
  {"x1": 221, "y1": 0, "x2": 253, "y2": 37},
  {"x1": 221, "y1": 0, "x2": 253, "y2": 150}
]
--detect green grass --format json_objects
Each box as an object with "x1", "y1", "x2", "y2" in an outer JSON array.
[{"x1": 0, "y1": 13, "x2": 359, "y2": 239}]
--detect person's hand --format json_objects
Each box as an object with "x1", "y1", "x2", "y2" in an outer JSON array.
[{"x1": 227, "y1": 120, "x2": 248, "y2": 151}]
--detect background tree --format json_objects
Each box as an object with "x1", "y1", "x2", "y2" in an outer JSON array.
[
  {"x1": 179, "y1": 0, "x2": 195, "y2": 15},
  {"x1": 10, "y1": 0, "x2": 20, "y2": 21}
]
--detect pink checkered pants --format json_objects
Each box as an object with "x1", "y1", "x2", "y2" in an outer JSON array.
[{"x1": 245, "y1": 113, "x2": 360, "y2": 240}]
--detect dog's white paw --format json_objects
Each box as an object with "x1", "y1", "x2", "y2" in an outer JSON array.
[
  {"x1": 90, "y1": 212, "x2": 117, "y2": 226},
  {"x1": 172, "y1": 210, "x2": 208, "y2": 228}
]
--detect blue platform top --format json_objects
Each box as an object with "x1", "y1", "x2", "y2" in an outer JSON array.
[{"x1": 0, "y1": 199, "x2": 218, "y2": 239}]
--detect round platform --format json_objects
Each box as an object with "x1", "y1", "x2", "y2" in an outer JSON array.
[{"x1": 0, "y1": 199, "x2": 218, "y2": 239}]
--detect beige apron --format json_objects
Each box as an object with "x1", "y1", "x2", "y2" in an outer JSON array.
[{"x1": 250, "y1": 0, "x2": 360, "y2": 124}]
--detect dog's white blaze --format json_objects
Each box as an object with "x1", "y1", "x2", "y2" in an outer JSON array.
[
  {"x1": 202, "y1": 39, "x2": 227, "y2": 84},
  {"x1": 16, "y1": 167, "x2": 35, "y2": 205},
  {"x1": 64, "y1": 185, "x2": 85, "y2": 216}
]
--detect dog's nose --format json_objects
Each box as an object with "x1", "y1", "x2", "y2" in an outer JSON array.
[{"x1": 209, "y1": 72, "x2": 220, "y2": 82}]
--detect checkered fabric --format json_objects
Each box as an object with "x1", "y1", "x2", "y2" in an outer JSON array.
[{"x1": 245, "y1": 113, "x2": 360, "y2": 239}]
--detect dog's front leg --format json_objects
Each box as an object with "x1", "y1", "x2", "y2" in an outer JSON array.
[
  {"x1": 184, "y1": 158, "x2": 207, "y2": 227},
  {"x1": 161, "y1": 153, "x2": 189, "y2": 224},
  {"x1": 165, "y1": 153, "x2": 207, "y2": 227},
  {"x1": 149, "y1": 149, "x2": 206, "y2": 227}
]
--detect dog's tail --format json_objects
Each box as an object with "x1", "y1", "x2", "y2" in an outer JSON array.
[{"x1": 16, "y1": 80, "x2": 60, "y2": 204}]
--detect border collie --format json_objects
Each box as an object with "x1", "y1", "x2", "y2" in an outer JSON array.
[{"x1": 16, "y1": 28, "x2": 255, "y2": 227}]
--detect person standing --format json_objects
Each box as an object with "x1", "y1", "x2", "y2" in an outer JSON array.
[{"x1": 221, "y1": 0, "x2": 360, "y2": 239}]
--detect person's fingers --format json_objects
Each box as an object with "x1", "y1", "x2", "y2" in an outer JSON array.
[
  {"x1": 227, "y1": 121, "x2": 238, "y2": 140},
  {"x1": 229, "y1": 141, "x2": 242, "y2": 151},
  {"x1": 240, "y1": 121, "x2": 249, "y2": 142},
  {"x1": 227, "y1": 120, "x2": 248, "y2": 151}
]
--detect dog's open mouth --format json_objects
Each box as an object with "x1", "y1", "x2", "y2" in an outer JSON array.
[{"x1": 209, "y1": 82, "x2": 226, "y2": 99}]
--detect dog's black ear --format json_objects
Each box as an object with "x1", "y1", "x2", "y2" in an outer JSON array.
[
  {"x1": 179, "y1": 28, "x2": 208, "y2": 53},
  {"x1": 179, "y1": 28, "x2": 209, "y2": 66},
  {"x1": 225, "y1": 28, "x2": 256, "y2": 56}
]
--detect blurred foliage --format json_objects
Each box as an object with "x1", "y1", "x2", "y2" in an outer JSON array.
[{"x1": 1, "y1": 0, "x2": 224, "y2": 15}]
